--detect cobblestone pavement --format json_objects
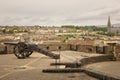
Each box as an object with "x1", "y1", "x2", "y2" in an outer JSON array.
[{"x1": 0, "y1": 51, "x2": 99, "y2": 80}]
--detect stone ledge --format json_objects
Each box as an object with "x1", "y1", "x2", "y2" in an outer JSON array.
[
  {"x1": 84, "y1": 69, "x2": 120, "y2": 80},
  {"x1": 80, "y1": 54, "x2": 114, "y2": 66}
]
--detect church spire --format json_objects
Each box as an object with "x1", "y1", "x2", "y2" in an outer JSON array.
[
  {"x1": 107, "y1": 16, "x2": 111, "y2": 32},
  {"x1": 107, "y1": 16, "x2": 111, "y2": 27}
]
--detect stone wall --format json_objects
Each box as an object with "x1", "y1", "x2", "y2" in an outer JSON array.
[
  {"x1": 76, "y1": 45, "x2": 97, "y2": 53},
  {"x1": 114, "y1": 44, "x2": 120, "y2": 60},
  {"x1": 3, "y1": 43, "x2": 112, "y2": 54},
  {"x1": 96, "y1": 46, "x2": 111, "y2": 54},
  {"x1": 38, "y1": 43, "x2": 70, "y2": 51},
  {"x1": 6, "y1": 45, "x2": 15, "y2": 54},
  {"x1": 69, "y1": 44, "x2": 77, "y2": 51},
  {"x1": 71, "y1": 45, "x2": 111, "y2": 54},
  {"x1": 80, "y1": 54, "x2": 114, "y2": 66},
  {"x1": 0, "y1": 46, "x2": 7, "y2": 54}
]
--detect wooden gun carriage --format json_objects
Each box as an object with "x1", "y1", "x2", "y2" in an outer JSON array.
[{"x1": 4, "y1": 42, "x2": 60, "y2": 59}]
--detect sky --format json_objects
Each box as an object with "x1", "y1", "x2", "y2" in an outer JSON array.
[{"x1": 0, "y1": 0, "x2": 120, "y2": 26}]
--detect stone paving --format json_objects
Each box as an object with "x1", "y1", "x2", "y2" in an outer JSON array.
[
  {"x1": 0, "y1": 51, "x2": 98, "y2": 80},
  {"x1": 83, "y1": 61, "x2": 120, "y2": 79},
  {"x1": 53, "y1": 51, "x2": 104, "y2": 63}
]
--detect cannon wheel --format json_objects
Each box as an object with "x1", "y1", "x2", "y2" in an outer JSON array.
[
  {"x1": 26, "y1": 50, "x2": 33, "y2": 57},
  {"x1": 13, "y1": 42, "x2": 33, "y2": 59}
]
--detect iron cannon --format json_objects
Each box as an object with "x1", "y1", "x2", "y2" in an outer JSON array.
[{"x1": 4, "y1": 41, "x2": 60, "y2": 59}]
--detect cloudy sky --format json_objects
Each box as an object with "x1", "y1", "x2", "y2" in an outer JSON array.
[{"x1": 0, "y1": 0, "x2": 120, "y2": 26}]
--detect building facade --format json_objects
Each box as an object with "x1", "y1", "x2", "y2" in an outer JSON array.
[{"x1": 107, "y1": 16, "x2": 120, "y2": 34}]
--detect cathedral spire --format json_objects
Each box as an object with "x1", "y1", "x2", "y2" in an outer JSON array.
[
  {"x1": 107, "y1": 16, "x2": 111, "y2": 27},
  {"x1": 107, "y1": 16, "x2": 111, "y2": 32}
]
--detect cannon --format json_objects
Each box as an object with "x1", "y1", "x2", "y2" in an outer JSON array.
[{"x1": 4, "y1": 41, "x2": 60, "y2": 59}]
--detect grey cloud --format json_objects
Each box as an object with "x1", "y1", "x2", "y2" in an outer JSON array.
[
  {"x1": 64, "y1": 16, "x2": 106, "y2": 24},
  {"x1": 100, "y1": 8, "x2": 120, "y2": 16},
  {"x1": 0, "y1": 0, "x2": 120, "y2": 26}
]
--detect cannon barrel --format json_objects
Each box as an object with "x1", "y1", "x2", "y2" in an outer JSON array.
[
  {"x1": 22, "y1": 42, "x2": 60, "y2": 59},
  {"x1": 4, "y1": 42, "x2": 18, "y2": 45},
  {"x1": 33, "y1": 46, "x2": 60, "y2": 59}
]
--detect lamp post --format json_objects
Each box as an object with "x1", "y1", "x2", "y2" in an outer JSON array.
[{"x1": 58, "y1": 46, "x2": 61, "y2": 63}]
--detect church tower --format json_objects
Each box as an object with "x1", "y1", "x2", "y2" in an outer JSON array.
[{"x1": 107, "y1": 16, "x2": 111, "y2": 33}]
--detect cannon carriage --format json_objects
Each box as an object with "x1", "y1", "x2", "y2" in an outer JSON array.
[{"x1": 4, "y1": 42, "x2": 60, "y2": 59}]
